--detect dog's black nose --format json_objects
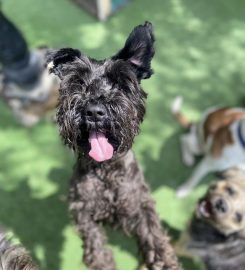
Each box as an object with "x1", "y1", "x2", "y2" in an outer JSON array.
[
  {"x1": 86, "y1": 104, "x2": 107, "y2": 122},
  {"x1": 214, "y1": 198, "x2": 228, "y2": 213}
]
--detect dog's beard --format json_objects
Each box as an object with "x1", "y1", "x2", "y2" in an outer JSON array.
[
  {"x1": 57, "y1": 107, "x2": 138, "y2": 162},
  {"x1": 79, "y1": 119, "x2": 137, "y2": 161},
  {"x1": 57, "y1": 87, "x2": 143, "y2": 162},
  {"x1": 83, "y1": 115, "x2": 137, "y2": 162}
]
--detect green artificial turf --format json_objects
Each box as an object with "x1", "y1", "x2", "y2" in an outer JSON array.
[{"x1": 1, "y1": 0, "x2": 245, "y2": 269}]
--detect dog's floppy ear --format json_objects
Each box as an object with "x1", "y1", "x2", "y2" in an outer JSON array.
[
  {"x1": 46, "y1": 48, "x2": 81, "y2": 79},
  {"x1": 113, "y1": 21, "x2": 155, "y2": 80}
]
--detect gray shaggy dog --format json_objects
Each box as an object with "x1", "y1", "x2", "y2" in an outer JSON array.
[
  {"x1": 0, "y1": 229, "x2": 38, "y2": 270},
  {"x1": 47, "y1": 22, "x2": 181, "y2": 270}
]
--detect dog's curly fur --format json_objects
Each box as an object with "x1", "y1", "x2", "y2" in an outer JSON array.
[
  {"x1": 48, "y1": 22, "x2": 181, "y2": 270},
  {"x1": 0, "y1": 229, "x2": 38, "y2": 270}
]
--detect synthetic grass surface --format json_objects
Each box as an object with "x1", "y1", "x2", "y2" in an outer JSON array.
[{"x1": 1, "y1": 0, "x2": 245, "y2": 269}]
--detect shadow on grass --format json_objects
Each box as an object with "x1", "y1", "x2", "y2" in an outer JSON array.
[
  {"x1": 142, "y1": 129, "x2": 191, "y2": 191},
  {"x1": 0, "y1": 167, "x2": 70, "y2": 270}
]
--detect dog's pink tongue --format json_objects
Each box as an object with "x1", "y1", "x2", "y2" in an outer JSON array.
[{"x1": 89, "y1": 132, "x2": 114, "y2": 162}]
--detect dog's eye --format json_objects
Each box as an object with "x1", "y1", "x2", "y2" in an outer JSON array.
[
  {"x1": 225, "y1": 186, "x2": 236, "y2": 196},
  {"x1": 235, "y1": 212, "x2": 243, "y2": 223}
]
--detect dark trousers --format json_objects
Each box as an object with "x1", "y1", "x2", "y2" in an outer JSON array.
[
  {"x1": 0, "y1": 11, "x2": 29, "y2": 70},
  {"x1": 0, "y1": 10, "x2": 39, "y2": 85}
]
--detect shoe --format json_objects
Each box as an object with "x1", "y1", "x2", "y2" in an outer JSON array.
[{"x1": 0, "y1": 48, "x2": 60, "y2": 127}]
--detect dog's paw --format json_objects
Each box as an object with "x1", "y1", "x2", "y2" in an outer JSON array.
[
  {"x1": 180, "y1": 137, "x2": 195, "y2": 167},
  {"x1": 171, "y1": 95, "x2": 183, "y2": 114},
  {"x1": 176, "y1": 185, "x2": 192, "y2": 198},
  {"x1": 182, "y1": 152, "x2": 195, "y2": 167}
]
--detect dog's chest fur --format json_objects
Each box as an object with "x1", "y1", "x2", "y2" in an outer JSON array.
[
  {"x1": 188, "y1": 218, "x2": 245, "y2": 270},
  {"x1": 69, "y1": 150, "x2": 147, "y2": 226},
  {"x1": 0, "y1": 231, "x2": 38, "y2": 270}
]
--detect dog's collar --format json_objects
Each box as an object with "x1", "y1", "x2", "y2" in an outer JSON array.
[{"x1": 238, "y1": 121, "x2": 245, "y2": 149}]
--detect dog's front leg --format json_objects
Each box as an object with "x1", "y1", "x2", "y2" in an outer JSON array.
[
  {"x1": 76, "y1": 212, "x2": 116, "y2": 270},
  {"x1": 176, "y1": 157, "x2": 211, "y2": 198},
  {"x1": 135, "y1": 199, "x2": 181, "y2": 270}
]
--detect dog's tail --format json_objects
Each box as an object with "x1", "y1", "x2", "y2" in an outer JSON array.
[
  {"x1": 171, "y1": 96, "x2": 192, "y2": 129},
  {"x1": 0, "y1": 227, "x2": 38, "y2": 270}
]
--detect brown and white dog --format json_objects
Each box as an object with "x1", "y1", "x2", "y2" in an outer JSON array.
[
  {"x1": 176, "y1": 169, "x2": 245, "y2": 270},
  {"x1": 171, "y1": 96, "x2": 245, "y2": 197}
]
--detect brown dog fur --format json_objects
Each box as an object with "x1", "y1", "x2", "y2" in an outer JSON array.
[{"x1": 177, "y1": 169, "x2": 245, "y2": 270}]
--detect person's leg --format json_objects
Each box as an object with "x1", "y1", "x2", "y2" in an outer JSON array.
[{"x1": 0, "y1": 11, "x2": 41, "y2": 86}]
